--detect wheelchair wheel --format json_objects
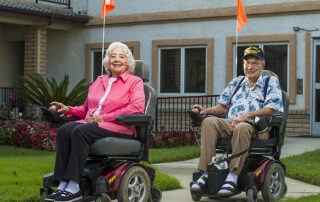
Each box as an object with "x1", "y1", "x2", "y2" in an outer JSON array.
[
  {"x1": 95, "y1": 193, "x2": 111, "y2": 202},
  {"x1": 191, "y1": 192, "x2": 201, "y2": 201},
  {"x1": 149, "y1": 185, "x2": 162, "y2": 202},
  {"x1": 117, "y1": 166, "x2": 150, "y2": 202},
  {"x1": 246, "y1": 188, "x2": 258, "y2": 202},
  {"x1": 261, "y1": 162, "x2": 286, "y2": 202},
  {"x1": 40, "y1": 187, "x2": 53, "y2": 202}
]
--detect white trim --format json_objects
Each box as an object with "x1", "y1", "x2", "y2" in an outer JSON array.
[
  {"x1": 310, "y1": 39, "x2": 320, "y2": 135},
  {"x1": 311, "y1": 31, "x2": 320, "y2": 38}
]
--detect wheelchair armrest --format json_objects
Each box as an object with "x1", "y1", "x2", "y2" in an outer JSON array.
[
  {"x1": 40, "y1": 106, "x2": 81, "y2": 125},
  {"x1": 188, "y1": 110, "x2": 224, "y2": 127},
  {"x1": 269, "y1": 114, "x2": 283, "y2": 127},
  {"x1": 115, "y1": 114, "x2": 152, "y2": 126}
]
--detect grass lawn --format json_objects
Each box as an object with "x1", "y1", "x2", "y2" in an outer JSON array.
[
  {"x1": 281, "y1": 148, "x2": 320, "y2": 186},
  {"x1": 0, "y1": 145, "x2": 200, "y2": 202},
  {"x1": 283, "y1": 193, "x2": 320, "y2": 202},
  {"x1": 279, "y1": 148, "x2": 320, "y2": 201},
  {"x1": 149, "y1": 145, "x2": 200, "y2": 163}
]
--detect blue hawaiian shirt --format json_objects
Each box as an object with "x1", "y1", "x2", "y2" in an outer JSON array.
[{"x1": 218, "y1": 72, "x2": 284, "y2": 120}]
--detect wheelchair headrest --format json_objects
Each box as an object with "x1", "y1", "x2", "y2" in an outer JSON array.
[
  {"x1": 134, "y1": 60, "x2": 149, "y2": 82},
  {"x1": 262, "y1": 70, "x2": 278, "y2": 79}
]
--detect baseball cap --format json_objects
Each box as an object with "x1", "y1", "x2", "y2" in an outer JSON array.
[{"x1": 243, "y1": 46, "x2": 265, "y2": 60}]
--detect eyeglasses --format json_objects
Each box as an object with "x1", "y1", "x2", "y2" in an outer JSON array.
[{"x1": 244, "y1": 61, "x2": 262, "y2": 67}]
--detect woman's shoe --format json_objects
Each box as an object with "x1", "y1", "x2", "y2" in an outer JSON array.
[
  {"x1": 54, "y1": 190, "x2": 82, "y2": 202},
  {"x1": 44, "y1": 189, "x2": 63, "y2": 201}
]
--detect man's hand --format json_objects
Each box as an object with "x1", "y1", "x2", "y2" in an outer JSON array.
[
  {"x1": 232, "y1": 114, "x2": 249, "y2": 127},
  {"x1": 231, "y1": 107, "x2": 274, "y2": 127},
  {"x1": 192, "y1": 105, "x2": 207, "y2": 115},
  {"x1": 50, "y1": 101, "x2": 69, "y2": 114},
  {"x1": 87, "y1": 114, "x2": 104, "y2": 123}
]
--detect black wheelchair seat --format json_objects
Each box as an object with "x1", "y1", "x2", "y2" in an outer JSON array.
[{"x1": 89, "y1": 137, "x2": 141, "y2": 156}]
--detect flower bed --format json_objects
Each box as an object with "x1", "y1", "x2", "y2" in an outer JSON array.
[
  {"x1": 151, "y1": 128, "x2": 200, "y2": 148},
  {"x1": 0, "y1": 120, "x2": 57, "y2": 151},
  {"x1": 0, "y1": 120, "x2": 199, "y2": 150}
]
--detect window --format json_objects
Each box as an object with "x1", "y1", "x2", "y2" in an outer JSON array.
[
  {"x1": 235, "y1": 44, "x2": 288, "y2": 92},
  {"x1": 159, "y1": 46, "x2": 206, "y2": 95},
  {"x1": 91, "y1": 48, "x2": 135, "y2": 81}
]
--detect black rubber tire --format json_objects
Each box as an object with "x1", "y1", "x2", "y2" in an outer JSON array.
[
  {"x1": 149, "y1": 185, "x2": 162, "y2": 202},
  {"x1": 117, "y1": 166, "x2": 150, "y2": 202},
  {"x1": 95, "y1": 193, "x2": 111, "y2": 202},
  {"x1": 246, "y1": 188, "x2": 258, "y2": 202},
  {"x1": 191, "y1": 192, "x2": 201, "y2": 201},
  {"x1": 40, "y1": 188, "x2": 53, "y2": 202},
  {"x1": 261, "y1": 163, "x2": 286, "y2": 202}
]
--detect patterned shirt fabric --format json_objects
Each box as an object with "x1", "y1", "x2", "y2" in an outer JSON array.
[{"x1": 218, "y1": 72, "x2": 284, "y2": 120}]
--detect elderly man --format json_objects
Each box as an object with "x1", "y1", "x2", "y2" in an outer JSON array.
[{"x1": 190, "y1": 46, "x2": 283, "y2": 196}]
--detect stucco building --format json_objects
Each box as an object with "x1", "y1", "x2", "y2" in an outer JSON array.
[{"x1": 1, "y1": 0, "x2": 319, "y2": 135}]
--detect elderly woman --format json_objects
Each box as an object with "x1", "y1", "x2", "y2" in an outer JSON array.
[{"x1": 45, "y1": 42, "x2": 145, "y2": 202}]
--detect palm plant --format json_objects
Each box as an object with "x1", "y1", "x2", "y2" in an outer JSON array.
[{"x1": 14, "y1": 73, "x2": 90, "y2": 107}]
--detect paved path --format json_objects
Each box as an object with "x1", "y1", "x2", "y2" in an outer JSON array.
[{"x1": 154, "y1": 136, "x2": 320, "y2": 202}]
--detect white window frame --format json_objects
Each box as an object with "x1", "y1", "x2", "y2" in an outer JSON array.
[{"x1": 158, "y1": 46, "x2": 207, "y2": 96}]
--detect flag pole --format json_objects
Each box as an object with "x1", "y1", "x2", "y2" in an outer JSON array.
[
  {"x1": 101, "y1": 15, "x2": 106, "y2": 75},
  {"x1": 235, "y1": 0, "x2": 247, "y2": 76},
  {"x1": 235, "y1": 18, "x2": 239, "y2": 76}
]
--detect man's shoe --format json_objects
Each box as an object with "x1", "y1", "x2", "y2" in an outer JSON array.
[
  {"x1": 44, "y1": 189, "x2": 63, "y2": 201},
  {"x1": 54, "y1": 190, "x2": 82, "y2": 202}
]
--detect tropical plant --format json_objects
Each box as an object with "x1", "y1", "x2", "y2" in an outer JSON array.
[{"x1": 14, "y1": 73, "x2": 90, "y2": 107}]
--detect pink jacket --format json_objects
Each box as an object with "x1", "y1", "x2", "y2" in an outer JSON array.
[{"x1": 67, "y1": 71, "x2": 145, "y2": 136}]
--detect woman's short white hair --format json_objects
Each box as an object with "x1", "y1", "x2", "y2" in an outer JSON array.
[{"x1": 103, "y1": 42, "x2": 135, "y2": 74}]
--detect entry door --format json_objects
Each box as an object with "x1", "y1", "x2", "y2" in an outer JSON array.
[{"x1": 311, "y1": 40, "x2": 320, "y2": 135}]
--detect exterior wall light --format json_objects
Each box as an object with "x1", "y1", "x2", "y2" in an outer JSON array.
[{"x1": 293, "y1": 27, "x2": 319, "y2": 32}]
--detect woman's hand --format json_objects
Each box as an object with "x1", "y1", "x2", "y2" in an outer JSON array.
[
  {"x1": 87, "y1": 114, "x2": 104, "y2": 123},
  {"x1": 50, "y1": 101, "x2": 69, "y2": 114}
]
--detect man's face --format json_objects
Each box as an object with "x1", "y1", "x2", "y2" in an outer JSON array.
[{"x1": 243, "y1": 56, "x2": 264, "y2": 82}]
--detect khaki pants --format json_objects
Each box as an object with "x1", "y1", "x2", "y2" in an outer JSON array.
[{"x1": 198, "y1": 117, "x2": 255, "y2": 175}]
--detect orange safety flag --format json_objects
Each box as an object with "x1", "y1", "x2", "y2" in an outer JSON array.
[
  {"x1": 101, "y1": 0, "x2": 115, "y2": 19},
  {"x1": 236, "y1": 0, "x2": 247, "y2": 31}
]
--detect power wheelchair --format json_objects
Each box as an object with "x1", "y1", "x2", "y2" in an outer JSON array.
[
  {"x1": 40, "y1": 60, "x2": 161, "y2": 202},
  {"x1": 189, "y1": 71, "x2": 289, "y2": 202}
]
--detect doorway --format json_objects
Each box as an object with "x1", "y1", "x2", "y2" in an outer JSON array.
[{"x1": 311, "y1": 39, "x2": 320, "y2": 135}]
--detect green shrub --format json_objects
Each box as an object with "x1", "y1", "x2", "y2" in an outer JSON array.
[
  {"x1": 14, "y1": 73, "x2": 90, "y2": 107},
  {"x1": 0, "y1": 105, "x2": 9, "y2": 120},
  {"x1": 0, "y1": 121, "x2": 14, "y2": 145}
]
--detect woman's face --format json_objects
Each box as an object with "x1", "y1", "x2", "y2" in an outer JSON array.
[{"x1": 109, "y1": 47, "x2": 127, "y2": 77}]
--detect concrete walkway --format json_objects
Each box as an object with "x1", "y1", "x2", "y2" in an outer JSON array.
[{"x1": 154, "y1": 136, "x2": 320, "y2": 202}]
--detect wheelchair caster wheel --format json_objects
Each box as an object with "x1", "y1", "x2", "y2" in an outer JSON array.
[
  {"x1": 246, "y1": 188, "x2": 258, "y2": 202},
  {"x1": 191, "y1": 191, "x2": 201, "y2": 201},
  {"x1": 149, "y1": 185, "x2": 162, "y2": 202},
  {"x1": 40, "y1": 187, "x2": 54, "y2": 202},
  {"x1": 95, "y1": 193, "x2": 111, "y2": 202}
]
